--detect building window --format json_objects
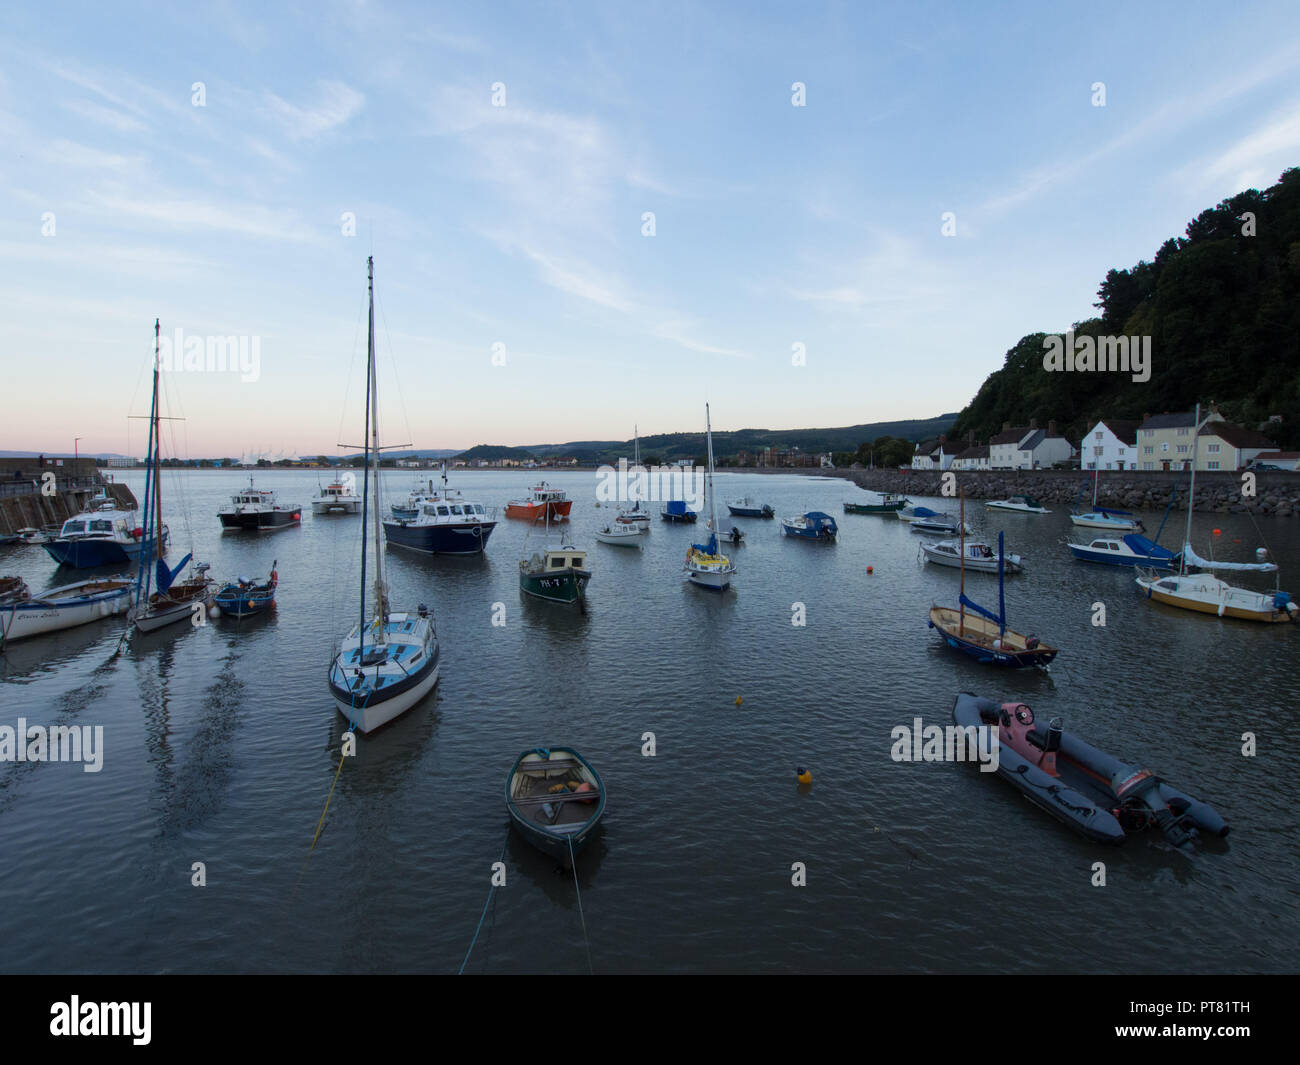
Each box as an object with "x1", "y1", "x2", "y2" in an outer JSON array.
[
  {"x1": 1143, "y1": 429, "x2": 1154, "y2": 437},
  {"x1": 1161, "y1": 443, "x2": 1169, "y2": 452},
  {"x1": 1177, "y1": 445, "x2": 1189, "y2": 454},
  {"x1": 1094, "y1": 446, "x2": 1103, "y2": 456},
  {"x1": 1207, "y1": 462, "x2": 1220, "y2": 470},
  {"x1": 1207, "y1": 443, "x2": 1220, "y2": 453},
  {"x1": 1143, "y1": 462, "x2": 1154, "y2": 470},
  {"x1": 1095, "y1": 431, "x2": 1102, "y2": 440},
  {"x1": 1144, "y1": 446, "x2": 1153, "y2": 455}
]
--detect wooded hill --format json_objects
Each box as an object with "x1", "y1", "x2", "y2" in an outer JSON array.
[{"x1": 951, "y1": 167, "x2": 1300, "y2": 448}]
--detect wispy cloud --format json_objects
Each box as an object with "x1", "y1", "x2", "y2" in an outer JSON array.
[
  {"x1": 63, "y1": 99, "x2": 149, "y2": 134},
  {"x1": 84, "y1": 190, "x2": 321, "y2": 242},
  {"x1": 652, "y1": 321, "x2": 752, "y2": 359},
  {"x1": 521, "y1": 247, "x2": 637, "y2": 312},
  {"x1": 1189, "y1": 101, "x2": 1300, "y2": 193},
  {"x1": 265, "y1": 80, "x2": 365, "y2": 140}
]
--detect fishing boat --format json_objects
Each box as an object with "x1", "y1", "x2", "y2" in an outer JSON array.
[
  {"x1": 595, "y1": 521, "x2": 643, "y2": 547},
  {"x1": 985, "y1": 494, "x2": 1050, "y2": 514},
  {"x1": 520, "y1": 543, "x2": 591, "y2": 605},
  {"x1": 16, "y1": 527, "x2": 51, "y2": 545},
  {"x1": 42, "y1": 498, "x2": 165, "y2": 568},
  {"x1": 1070, "y1": 470, "x2": 1142, "y2": 531},
  {"x1": 922, "y1": 538, "x2": 1023, "y2": 573},
  {"x1": 727, "y1": 496, "x2": 774, "y2": 518},
  {"x1": 506, "y1": 747, "x2": 605, "y2": 866},
  {"x1": 844, "y1": 492, "x2": 910, "y2": 514},
  {"x1": 781, "y1": 511, "x2": 837, "y2": 541},
  {"x1": 383, "y1": 468, "x2": 497, "y2": 555},
  {"x1": 218, "y1": 476, "x2": 302, "y2": 532},
  {"x1": 909, "y1": 516, "x2": 973, "y2": 536},
  {"x1": 928, "y1": 494, "x2": 1055, "y2": 668},
  {"x1": 327, "y1": 259, "x2": 440, "y2": 734},
  {"x1": 661, "y1": 499, "x2": 698, "y2": 523},
  {"x1": 0, "y1": 533, "x2": 20, "y2": 546},
  {"x1": 214, "y1": 561, "x2": 278, "y2": 618},
  {"x1": 1068, "y1": 534, "x2": 1179, "y2": 568},
  {"x1": 896, "y1": 504, "x2": 941, "y2": 523},
  {"x1": 0, "y1": 576, "x2": 29, "y2": 603},
  {"x1": 684, "y1": 403, "x2": 736, "y2": 591},
  {"x1": 130, "y1": 320, "x2": 215, "y2": 634},
  {"x1": 1135, "y1": 403, "x2": 1297, "y2": 625},
  {"x1": 311, "y1": 477, "x2": 362, "y2": 514},
  {"x1": 951, "y1": 693, "x2": 1228, "y2": 852},
  {"x1": 0, "y1": 577, "x2": 134, "y2": 644},
  {"x1": 505, "y1": 482, "x2": 572, "y2": 522}
]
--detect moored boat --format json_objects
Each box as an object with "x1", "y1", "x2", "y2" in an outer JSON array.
[
  {"x1": 214, "y1": 562, "x2": 278, "y2": 617},
  {"x1": 42, "y1": 500, "x2": 166, "y2": 568},
  {"x1": 383, "y1": 470, "x2": 496, "y2": 556},
  {"x1": 312, "y1": 477, "x2": 362, "y2": 514},
  {"x1": 909, "y1": 516, "x2": 973, "y2": 536},
  {"x1": 844, "y1": 492, "x2": 910, "y2": 514},
  {"x1": 520, "y1": 543, "x2": 591, "y2": 604},
  {"x1": 661, "y1": 499, "x2": 698, "y2": 523},
  {"x1": 506, "y1": 747, "x2": 605, "y2": 866},
  {"x1": 684, "y1": 403, "x2": 736, "y2": 591},
  {"x1": 1070, "y1": 470, "x2": 1141, "y2": 531},
  {"x1": 922, "y1": 538, "x2": 1023, "y2": 573},
  {"x1": 505, "y1": 482, "x2": 572, "y2": 522},
  {"x1": 1068, "y1": 533, "x2": 1179, "y2": 568},
  {"x1": 781, "y1": 511, "x2": 838, "y2": 541},
  {"x1": 951, "y1": 692, "x2": 1228, "y2": 852},
  {"x1": 896, "y1": 504, "x2": 941, "y2": 523},
  {"x1": 727, "y1": 497, "x2": 774, "y2": 518},
  {"x1": 985, "y1": 494, "x2": 1049, "y2": 514},
  {"x1": 595, "y1": 521, "x2": 643, "y2": 547},
  {"x1": 0, "y1": 577, "x2": 134, "y2": 644},
  {"x1": 218, "y1": 476, "x2": 302, "y2": 532}
]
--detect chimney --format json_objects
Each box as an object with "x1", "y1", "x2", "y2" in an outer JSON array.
[
  {"x1": 939, "y1": 433, "x2": 946, "y2": 444},
  {"x1": 1029, "y1": 418, "x2": 1038, "y2": 429},
  {"x1": 1048, "y1": 419, "x2": 1056, "y2": 436},
  {"x1": 967, "y1": 430, "x2": 974, "y2": 444},
  {"x1": 1002, "y1": 421, "x2": 1010, "y2": 431},
  {"x1": 1142, "y1": 412, "x2": 1150, "y2": 423}
]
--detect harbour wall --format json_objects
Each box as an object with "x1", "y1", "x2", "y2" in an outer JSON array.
[{"x1": 0, "y1": 482, "x2": 139, "y2": 535}]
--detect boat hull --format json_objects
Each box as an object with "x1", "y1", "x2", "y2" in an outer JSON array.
[
  {"x1": 505, "y1": 500, "x2": 572, "y2": 521},
  {"x1": 844, "y1": 502, "x2": 906, "y2": 514},
  {"x1": 134, "y1": 584, "x2": 214, "y2": 633},
  {"x1": 922, "y1": 546, "x2": 1022, "y2": 573},
  {"x1": 219, "y1": 509, "x2": 301, "y2": 531},
  {"x1": 383, "y1": 519, "x2": 497, "y2": 555},
  {"x1": 727, "y1": 504, "x2": 772, "y2": 518},
  {"x1": 1070, "y1": 512, "x2": 1141, "y2": 531},
  {"x1": 0, "y1": 580, "x2": 133, "y2": 642},
  {"x1": 1136, "y1": 574, "x2": 1297, "y2": 623},
  {"x1": 686, "y1": 567, "x2": 733, "y2": 590},
  {"x1": 312, "y1": 500, "x2": 361, "y2": 514},
  {"x1": 595, "y1": 529, "x2": 642, "y2": 547},
  {"x1": 506, "y1": 747, "x2": 605, "y2": 867},
  {"x1": 43, "y1": 530, "x2": 166, "y2": 568},
  {"x1": 928, "y1": 607, "x2": 1056, "y2": 668},
  {"x1": 329, "y1": 633, "x2": 441, "y2": 733},
  {"x1": 214, "y1": 587, "x2": 275, "y2": 617},
  {"x1": 1068, "y1": 545, "x2": 1176, "y2": 568},
  {"x1": 520, "y1": 568, "x2": 591, "y2": 603}
]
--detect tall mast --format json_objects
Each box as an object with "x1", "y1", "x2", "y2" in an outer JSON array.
[
  {"x1": 958, "y1": 489, "x2": 966, "y2": 636},
  {"x1": 705, "y1": 404, "x2": 719, "y2": 539},
  {"x1": 153, "y1": 317, "x2": 163, "y2": 555},
  {"x1": 634, "y1": 424, "x2": 639, "y2": 467},
  {"x1": 368, "y1": 256, "x2": 388, "y2": 625},
  {"x1": 136, "y1": 319, "x2": 161, "y2": 605},
  {"x1": 1181, "y1": 402, "x2": 1200, "y2": 576}
]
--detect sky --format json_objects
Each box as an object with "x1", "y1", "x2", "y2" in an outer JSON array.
[{"x1": 2, "y1": 0, "x2": 1299, "y2": 459}]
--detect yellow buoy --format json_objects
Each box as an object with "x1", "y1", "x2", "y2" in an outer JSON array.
[
  {"x1": 796, "y1": 767, "x2": 812, "y2": 785},
  {"x1": 734, "y1": 695, "x2": 742, "y2": 706}
]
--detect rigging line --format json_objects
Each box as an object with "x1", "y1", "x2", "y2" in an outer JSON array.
[
  {"x1": 567, "y1": 836, "x2": 595, "y2": 975},
  {"x1": 375, "y1": 291, "x2": 416, "y2": 464},
  {"x1": 458, "y1": 829, "x2": 511, "y2": 975}
]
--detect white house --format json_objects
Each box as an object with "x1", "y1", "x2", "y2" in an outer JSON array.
[
  {"x1": 911, "y1": 436, "x2": 959, "y2": 471},
  {"x1": 1080, "y1": 419, "x2": 1140, "y2": 471},
  {"x1": 989, "y1": 422, "x2": 1075, "y2": 469},
  {"x1": 951, "y1": 444, "x2": 989, "y2": 470}
]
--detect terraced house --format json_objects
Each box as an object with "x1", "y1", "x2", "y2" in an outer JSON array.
[{"x1": 988, "y1": 422, "x2": 1074, "y2": 469}]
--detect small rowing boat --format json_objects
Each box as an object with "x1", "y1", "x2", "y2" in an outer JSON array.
[{"x1": 506, "y1": 747, "x2": 605, "y2": 866}]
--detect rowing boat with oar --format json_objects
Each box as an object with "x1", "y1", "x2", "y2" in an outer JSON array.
[{"x1": 506, "y1": 747, "x2": 605, "y2": 866}]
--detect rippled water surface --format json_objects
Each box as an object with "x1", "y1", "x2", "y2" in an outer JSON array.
[{"x1": 2, "y1": 469, "x2": 1298, "y2": 973}]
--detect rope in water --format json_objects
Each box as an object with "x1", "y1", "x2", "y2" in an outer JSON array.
[
  {"x1": 458, "y1": 830, "x2": 511, "y2": 975},
  {"x1": 567, "y1": 836, "x2": 594, "y2": 975}
]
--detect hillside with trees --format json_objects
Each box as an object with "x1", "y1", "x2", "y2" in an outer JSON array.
[{"x1": 951, "y1": 167, "x2": 1300, "y2": 447}]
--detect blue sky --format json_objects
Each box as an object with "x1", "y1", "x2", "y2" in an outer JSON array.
[{"x1": 2, "y1": 1, "x2": 1298, "y2": 458}]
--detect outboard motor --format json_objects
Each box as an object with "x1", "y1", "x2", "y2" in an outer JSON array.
[
  {"x1": 1044, "y1": 716, "x2": 1063, "y2": 753},
  {"x1": 1112, "y1": 766, "x2": 1198, "y2": 852},
  {"x1": 417, "y1": 603, "x2": 430, "y2": 618}
]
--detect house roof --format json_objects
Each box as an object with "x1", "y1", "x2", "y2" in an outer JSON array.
[
  {"x1": 1139, "y1": 411, "x2": 1197, "y2": 430},
  {"x1": 990, "y1": 427, "x2": 1031, "y2": 446},
  {"x1": 1092, "y1": 419, "x2": 1141, "y2": 446},
  {"x1": 1201, "y1": 422, "x2": 1274, "y2": 448},
  {"x1": 915, "y1": 437, "x2": 940, "y2": 453},
  {"x1": 1254, "y1": 450, "x2": 1300, "y2": 459},
  {"x1": 954, "y1": 445, "x2": 989, "y2": 460}
]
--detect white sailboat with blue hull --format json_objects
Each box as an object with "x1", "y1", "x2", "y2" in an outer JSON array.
[{"x1": 328, "y1": 258, "x2": 440, "y2": 734}]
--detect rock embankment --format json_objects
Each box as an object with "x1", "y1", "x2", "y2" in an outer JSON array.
[{"x1": 809, "y1": 468, "x2": 1300, "y2": 516}]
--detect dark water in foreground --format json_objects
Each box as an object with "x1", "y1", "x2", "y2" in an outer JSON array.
[{"x1": 1, "y1": 469, "x2": 1298, "y2": 973}]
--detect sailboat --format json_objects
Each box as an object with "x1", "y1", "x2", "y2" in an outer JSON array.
[
  {"x1": 1135, "y1": 404, "x2": 1297, "y2": 624},
  {"x1": 132, "y1": 318, "x2": 214, "y2": 633},
  {"x1": 928, "y1": 492, "x2": 1058, "y2": 668},
  {"x1": 1070, "y1": 469, "x2": 1142, "y2": 531},
  {"x1": 616, "y1": 425, "x2": 651, "y2": 531},
  {"x1": 684, "y1": 403, "x2": 736, "y2": 590},
  {"x1": 327, "y1": 258, "x2": 441, "y2": 733}
]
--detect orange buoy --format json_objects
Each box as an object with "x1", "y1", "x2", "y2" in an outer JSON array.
[
  {"x1": 867, "y1": 565, "x2": 874, "y2": 574},
  {"x1": 796, "y1": 767, "x2": 812, "y2": 786}
]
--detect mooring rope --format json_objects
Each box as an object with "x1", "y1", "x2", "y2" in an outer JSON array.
[
  {"x1": 567, "y1": 835, "x2": 594, "y2": 975},
  {"x1": 458, "y1": 830, "x2": 511, "y2": 975}
]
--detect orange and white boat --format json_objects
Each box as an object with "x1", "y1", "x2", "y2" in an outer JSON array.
[{"x1": 505, "y1": 482, "x2": 572, "y2": 521}]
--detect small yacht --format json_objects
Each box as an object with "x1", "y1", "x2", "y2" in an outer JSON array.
[
  {"x1": 43, "y1": 498, "x2": 167, "y2": 568},
  {"x1": 727, "y1": 497, "x2": 774, "y2": 518},
  {"x1": 921, "y1": 538, "x2": 1023, "y2": 573},
  {"x1": 311, "y1": 477, "x2": 362, "y2": 514},
  {"x1": 780, "y1": 511, "x2": 838, "y2": 541},
  {"x1": 985, "y1": 494, "x2": 1050, "y2": 514},
  {"x1": 218, "y1": 476, "x2": 302, "y2": 531},
  {"x1": 1067, "y1": 534, "x2": 1179, "y2": 568},
  {"x1": 595, "y1": 520, "x2": 644, "y2": 547}
]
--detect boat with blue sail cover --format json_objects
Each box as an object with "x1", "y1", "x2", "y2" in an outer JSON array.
[
  {"x1": 661, "y1": 499, "x2": 697, "y2": 523},
  {"x1": 327, "y1": 258, "x2": 440, "y2": 734},
  {"x1": 928, "y1": 494, "x2": 1056, "y2": 669},
  {"x1": 684, "y1": 403, "x2": 736, "y2": 590},
  {"x1": 781, "y1": 511, "x2": 837, "y2": 541},
  {"x1": 896, "y1": 505, "x2": 940, "y2": 523},
  {"x1": 131, "y1": 319, "x2": 214, "y2": 634},
  {"x1": 1068, "y1": 533, "x2": 1179, "y2": 568},
  {"x1": 1070, "y1": 470, "x2": 1142, "y2": 531}
]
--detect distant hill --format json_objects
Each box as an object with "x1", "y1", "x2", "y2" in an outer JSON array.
[
  {"x1": 455, "y1": 444, "x2": 538, "y2": 462},
  {"x1": 951, "y1": 167, "x2": 1300, "y2": 448},
  {"x1": 521, "y1": 414, "x2": 960, "y2": 464}
]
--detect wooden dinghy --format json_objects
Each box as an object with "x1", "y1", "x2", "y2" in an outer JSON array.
[{"x1": 506, "y1": 747, "x2": 605, "y2": 866}]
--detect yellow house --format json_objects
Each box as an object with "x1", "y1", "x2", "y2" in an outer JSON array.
[
  {"x1": 1135, "y1": 410, "x2": 1224, "y2": 471},
  {"x1": 1196, "y1": 422, "x2": 1275, "y2": 471}
]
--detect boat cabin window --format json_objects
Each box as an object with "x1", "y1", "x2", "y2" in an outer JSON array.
[
  {"x1": 90, "y1": 520, "x2": 112, "y2": 532},
  {"x1": 62, "y1": 521, "x2": 85, "y2": 535},
  {"x1": 436, "y1": 506, "x2": 450, "y2": 516},
  {"x1": 451, "y1": 505, "x2": 463, "y2": 515}
]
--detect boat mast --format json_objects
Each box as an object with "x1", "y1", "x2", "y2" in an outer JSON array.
[
  {"x1": 705, "y1": 404, "x2": 719, "y2": 547},
  {"x1": 958, "y1": 489, "x2": 966, "y2": 636},
  {"x1": 136, "y1": 319, "x2": 161, "y2": 607},
  {"x1": 153, "y1": 317, "x2": 164, "y2": 566},
  {"x1": 368, "y1": 256, "x2": 389, "y2": 627},
  {"x1": 1181, "y1": 402, "x2": 1200, "y2": 576}
]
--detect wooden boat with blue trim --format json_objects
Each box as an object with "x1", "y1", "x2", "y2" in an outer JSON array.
[{"x1": 506, "y1": 747, "x2": 605, "y2": 866}]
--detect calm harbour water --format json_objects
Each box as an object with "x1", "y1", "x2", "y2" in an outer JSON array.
[{"x1": 1, "y1": 468, "x2": 1298, "y2": 973}]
